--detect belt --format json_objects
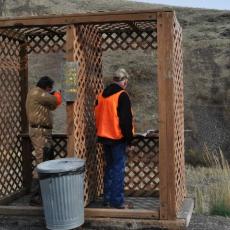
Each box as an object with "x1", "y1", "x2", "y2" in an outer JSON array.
[{"x1": 30, "y1": 124, "x2": 52, "y2": 129}]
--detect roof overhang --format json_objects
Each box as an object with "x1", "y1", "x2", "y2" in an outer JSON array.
[{"x1": 0, "y1": 10, "x2": 172, "y2": 28}]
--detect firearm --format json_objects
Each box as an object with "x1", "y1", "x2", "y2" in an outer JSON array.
[{"x1": 51, "y1": 88, "x2": 62, "y2": 106}]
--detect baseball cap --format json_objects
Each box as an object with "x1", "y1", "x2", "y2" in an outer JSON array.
[{"x1": 113, "y1": 68, "x2": 129, "y2": 82}]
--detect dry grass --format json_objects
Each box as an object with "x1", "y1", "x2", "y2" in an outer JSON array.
[
  {"x1": 204, "y1": 146, "x2": 230, "y2": 216},
  {"x1": 186, "y1": 145, "x2": 230, "y2": 216}
]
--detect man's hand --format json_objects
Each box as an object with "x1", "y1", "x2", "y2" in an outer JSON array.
[{"x1": 53, "y1": 91, "x2": 62, "y2": 106}]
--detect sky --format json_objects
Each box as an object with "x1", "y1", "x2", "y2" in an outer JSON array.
[{"x1": 130, "y1": 0, "x2": 230, "y2": 10}]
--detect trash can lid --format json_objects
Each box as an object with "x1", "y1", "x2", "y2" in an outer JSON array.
[{"x1": 36, "y1": 157, "x2": 85, "y2": 174}]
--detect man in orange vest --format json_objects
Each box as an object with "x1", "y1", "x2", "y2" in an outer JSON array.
[{"x1": 95, "y1": 68, "x2": 134, "y2": 209}]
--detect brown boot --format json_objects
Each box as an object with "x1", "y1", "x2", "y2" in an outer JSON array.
[
  {"x1": 30, "y1": 179, "x2": 42, "y2": 206},
  {"x1": 30, "y1": 191, "x2": 42, "y2": 206},
  {"x1": 112, "y1": 202, "x2": 134, "y2": 209},
  {"x1": 30, "y1": 178, "x2": 40, "y2": 193}
]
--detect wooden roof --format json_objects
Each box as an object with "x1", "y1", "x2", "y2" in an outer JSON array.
[
  {"x1": 0, "y1": 10, "x2": 168, "y2": 40},
  {"x1": 0, "y1": 10, "x2": 172, "y2": 28}
]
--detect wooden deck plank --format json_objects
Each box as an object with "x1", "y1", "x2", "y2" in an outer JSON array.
[
  {"x1": 85, "y1": 208, "x2": 159, "y2": 219},
  {"x1": 0, "y1": 205, "x2": 159, "y2": 219},
  {"x1": 0, "y1": 205, "x2": 43, "y2": 216},
  {"x1": 0, "y1": 197, "x2": 193, "y2": 229},
  {"x1": 177, "y1": 197, "x2": 194, "y2": 227},
  {"x1": 85, "y1": 217, "x2": 186, "y2": 229}
]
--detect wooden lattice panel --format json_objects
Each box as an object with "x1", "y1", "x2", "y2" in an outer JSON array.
[
  {"x1": 0, "y1": 21, "x2": 157, "y2": 55},
  {"x1": 0, "y1": 36, "x2": 23, "y2": 198},
  {"x1": 101, "y1": 30, "x2": 157, "y2": 51},
  {"x1": 30, "y1": 134, "x2": 67, "y2": 172},
  {"x1": 0, "y1": 36, "x2": 20, "y2": 67},
  {"x1": 95, "y1": 143, "x2": 104, "y2": 197},
  {"x1": 173, "y1": 15, "x2": 186, "y2": 213},
  {"x1": 27, "y1": 33, "x2": 65, "y2": 54},
  {"x1": 125, "y1": 136, "x2": 159, "y2": 196},
  {"x1": 73, "y1": 25, "x2": 104, "y2": 205},
  {"x1": 0, "y1": 27, "x2": 66, "y2": 55}
]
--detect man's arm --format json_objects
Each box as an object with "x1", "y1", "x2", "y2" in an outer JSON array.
[
  {"x1": 117, "y1": 92, "x2": 133, "y2": 144},
  {"x1": 37, "y1": 91, "x2": 57, "y2": 110}
]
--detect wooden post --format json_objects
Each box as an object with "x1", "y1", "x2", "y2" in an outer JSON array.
[
  {"x1": 19, "y1": 41, "x2": 32, "y2": 192},
  {"x1": 21, "y1": 135, "x2": 33, "y2": 192},
  {"x1": 157, "y1": 11, "x2": 176, "y2": 220},
  {"x1": 65, "y1": 25, "x2": 76, "y2": 157}
]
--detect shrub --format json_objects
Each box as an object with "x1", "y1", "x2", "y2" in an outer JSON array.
[
  {"x1": 186, "y1": 145, "x2": 230, "y2": 216},
  {"x1": 185, "y1": 149, "x2": 207, "y2": 167},
  {"x1": 204, "y1": 145, "x2": 230, "y2": 217}
]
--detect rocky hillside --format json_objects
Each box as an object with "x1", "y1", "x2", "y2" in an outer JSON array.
[{"x1": 0, "y1": 0, "x2": 229, "y2": 156}]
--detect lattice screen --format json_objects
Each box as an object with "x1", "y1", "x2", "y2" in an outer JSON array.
[
  {"x1": 172, "y1": 15, "x2": 186, "y2": 213},
  {"x1": 27, "y1": 33, "x2": 65, "y2": 54},
  {"x1": 0, "y1": 27, "x2": 66, "y2": 54},
  {"x1": 73, "y1": 25, "x2": 104, "y2": 205},
  {"x1": 125, "y1": 136, "x2": 159, "y2": 196},
  {"x1": 0, "y1": 36, "x2": 23, "y2": 198},
  {"x1": 101, "y1": 30, "x2": 157, "y2": 51},
  {"x1": 99, "y1": 21, "x2": 157, "y2": 51},
  {"x1": 31, "y1": 134, "x2": 67, "y2": 172},
  {"x1": 71, "y1": 23, "x2": 158, "y2": 204},
  {"x1": 0, "y1": 22, "x2": 157, "y2": 55}
]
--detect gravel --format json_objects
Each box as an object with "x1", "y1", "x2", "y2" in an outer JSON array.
[{"x1": 1, "y1": 214, "x2": 230, "y2": 230}]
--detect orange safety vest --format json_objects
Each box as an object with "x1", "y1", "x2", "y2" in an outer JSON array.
[{"x1": 95, "y1": 90, "x2": 125, "y2": 140}]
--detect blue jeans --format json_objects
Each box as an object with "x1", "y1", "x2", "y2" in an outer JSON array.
[{"x1": 103, "y1": 142, "x2": 126, "y2": 207}]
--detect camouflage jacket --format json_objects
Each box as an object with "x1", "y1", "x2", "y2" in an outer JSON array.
[{"x1": 26, "y1": 86, "x2": 57, "y2": 128}]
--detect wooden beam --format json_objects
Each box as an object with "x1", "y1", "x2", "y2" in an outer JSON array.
[
  {"x1": 0, "y1": 205, "x2": 158, "y2": 219},
  {"x1": 85, "y1": 208, "x2": 159, "y2": 219},
  {"x1": 66, "y1": 102, "x2": 75, "y2": 157},
  {"x1": 19, "y1": 41, "x2": 32, "y2": 191},
  {"x1": 157, "y1": 11, "x2": 176, "y2": 220},
  {"x1": 65, "y1": 25, "x2": 76, "y2": 157},
  {"x1": 65, "y1": 25, "x2": 76, "y2": 61},
  {"x1": 0, "y1": 206, "x2": 158, "y2": 219},
  {"x1": 85, "y1": 217, "x2": 186, "y2": 230},
  {"x1": 0, "y1": 205, "x2": 43, "y2": 216},
  {"x1": 0, "y1": 189, "x2": 27, "y2": 205},
  {"x1": 0, "y1": 10, "x2": 163, "y2": 28},
  {"x1": 20, "y1": 133, "x2": 67, "y2": 138},
  {"x1": 21, "y1": 136, "x2": 33, "y2": 191}
]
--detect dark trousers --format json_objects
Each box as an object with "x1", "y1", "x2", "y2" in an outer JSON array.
[{"x1": 103, "y1": 142, "x2": 126, "y2": 207}]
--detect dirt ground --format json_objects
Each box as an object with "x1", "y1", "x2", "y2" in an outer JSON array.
[{"x1": 1, "y1": 214, "x2": 230, "y2": 230}]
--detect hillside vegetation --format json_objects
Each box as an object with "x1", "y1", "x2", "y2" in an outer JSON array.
[{"x1": 0, "y1": 0, "x2": 229, "y2": 157}]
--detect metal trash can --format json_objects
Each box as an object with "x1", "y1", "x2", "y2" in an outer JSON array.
[{"x1": 37, "y1": 158, "x2": 85, "y2": 230}]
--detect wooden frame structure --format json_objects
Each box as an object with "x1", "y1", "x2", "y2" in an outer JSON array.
[{"x1": 0, "y1": 10, "x2": 193, "y2": 229}]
